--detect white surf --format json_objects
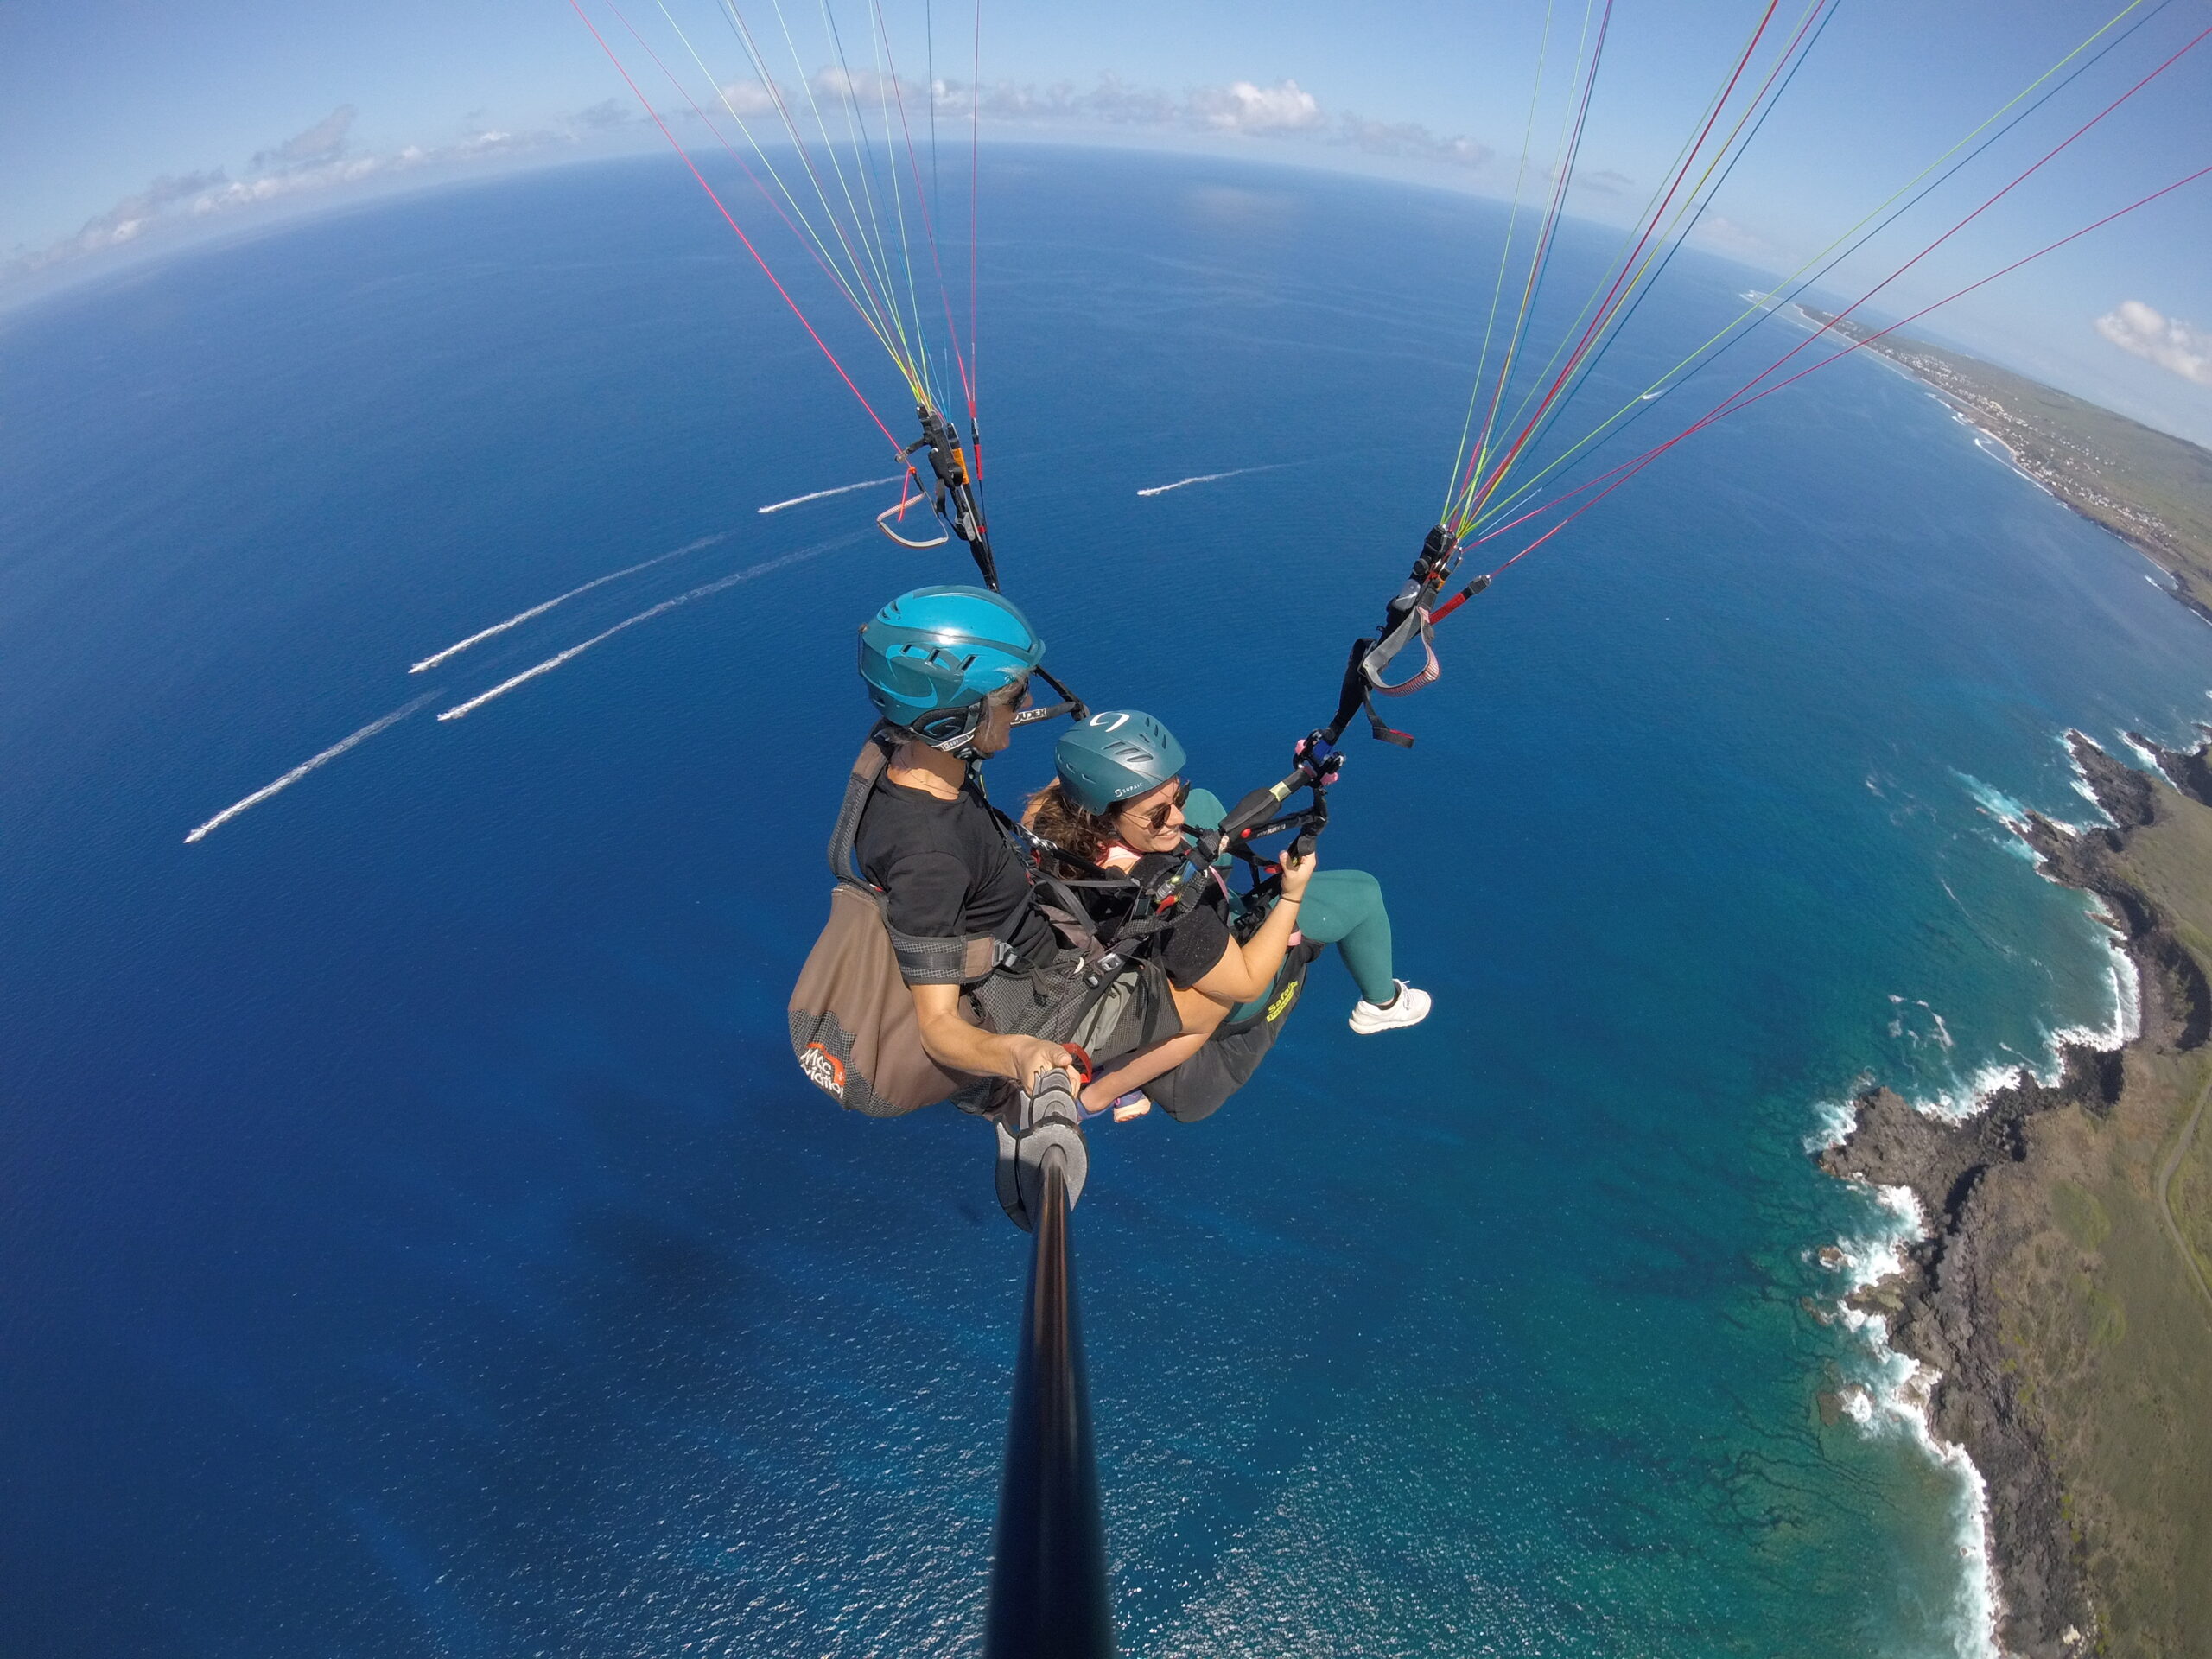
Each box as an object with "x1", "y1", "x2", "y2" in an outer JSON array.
[{"x1": 1135, "y1": 463, "x2": 1286, "y2": 498}]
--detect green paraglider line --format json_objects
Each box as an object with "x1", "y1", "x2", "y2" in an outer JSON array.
[
  {"x1": 1455, "y1": 0, "x2": 1792, "y2": 533},
  {"x1": 1466, "y1": 0, "x2": 2171, "y2": 543},
  {"x1": 568, "y1": 0, "x2": 906, "y2": 453},
  {"x1": 1435, "y1": 10, "x2": 2212, "y2": 605},
  {"x1": 1464, "y1": 0, "x2": 1832, "y2": 536},
  {"x1": 1447, "y1": 156, "x2": 2212, "y2": 599}
]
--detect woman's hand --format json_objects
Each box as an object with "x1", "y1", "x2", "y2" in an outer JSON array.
[
  {"x1": 1277, "y1": 844, "x2": 1318, "y2": 902},
  {"x1": 1003, "y1": 1036, "x2": 1077, "y2": 1092}
]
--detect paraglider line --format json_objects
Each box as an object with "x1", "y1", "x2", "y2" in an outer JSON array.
[
  {"x1": 1462, "y1": 0, "x2": 1790, "y2": 528},
  {"x1": 1448, "y1": 16, "x2": 2212, "y2": 589},
  {"x1": 568, "y1": 0, "x2": 903, "y2": 454},
  {"x1": 1470, "y1": 0, "x2": 2167, "y2": 539},
  {"x1": 1446, "y1": 159, "x2": 2212, "y2": 601}
]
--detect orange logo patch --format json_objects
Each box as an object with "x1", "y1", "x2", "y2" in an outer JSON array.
[{"x1": 799, "y1": 1042, "x2": 847, "y2": 1099}]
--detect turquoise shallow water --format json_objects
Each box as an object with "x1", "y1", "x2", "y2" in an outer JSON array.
[{"x1": 2, "y1": 148, "x2": 2207, "y2": 1656}]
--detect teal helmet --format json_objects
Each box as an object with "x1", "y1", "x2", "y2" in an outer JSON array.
[
  {"x1": 1055, "y1": 709, "x2": 1185, "y2": 814},
  {"x1": 859, "y1": 585, "x2": 1045, "y2": 748}
]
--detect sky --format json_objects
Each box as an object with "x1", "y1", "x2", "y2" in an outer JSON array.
[{"x1": 3, "y1": 0, "x2": 2209, "y2": 442}]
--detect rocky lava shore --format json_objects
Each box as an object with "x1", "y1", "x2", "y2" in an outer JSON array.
[{"x1": 1821, "y1": 734, "x2": 2212, "y2": 1658}]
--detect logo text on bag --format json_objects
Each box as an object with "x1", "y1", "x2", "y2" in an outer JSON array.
[{"x1": 800, "y1": 1042, "x2": 848, "y2": 1099}]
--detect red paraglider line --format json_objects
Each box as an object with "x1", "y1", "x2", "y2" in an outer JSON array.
[
  {"x1": 874, "y1": 6, "x2": 977, "y2": 418},
  {"x1": 1435, "y1": 17, "x2": 2212, "y2": 604},
  {"x1": 1429, "y1": 158, "x2": 2212, "y2": 613},
  {"x1": 969, "y1": 0, "x2": 983, "y2": 448},
  {"x1": 1468, "y1": 0, "x2": 1831, "y2": 526},
  {"x1": 607, "y1": 0, "x2": 915, "y2": 386},
  {"x1": 567, "y1": 0, "x2": 904, "y2": 454},
  {"x1": 1453, "y1": 0, "x2": 1617, "y2": 508},
  {"x1": 1462, "y1": 0, "x2": 1790, "y2": 524}
]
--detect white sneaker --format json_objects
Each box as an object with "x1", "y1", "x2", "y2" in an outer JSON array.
[{"x1": 1348, "y1": 980, "x2": 1431, "y2": 1034}]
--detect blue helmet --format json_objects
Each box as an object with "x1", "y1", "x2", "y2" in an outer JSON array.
[
  {"x1": 1055, "y1": 709, "x2": 1185, "y2": 814},
  {"x1": 858, "y1": 585, "x2": 1045, "y2": 747}
]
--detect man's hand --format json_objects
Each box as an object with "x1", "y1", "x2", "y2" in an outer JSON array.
[{"x1": 1003, "y1": 1036, "x2": 1077, "y2": 1092}]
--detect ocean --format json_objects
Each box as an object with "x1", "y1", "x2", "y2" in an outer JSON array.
[{"x1": 3, "y1": 147, "x2": 2206, "y2": 1657}]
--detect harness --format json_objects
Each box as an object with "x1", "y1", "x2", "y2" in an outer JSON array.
[
  {"x1": 1323, "y1": 522, "x2": 1490, "y2": 750},
  {"x1": 831, "y1": 726, "x2": 1179, "y2": 1055},
  {"x1": 826, "y1": 725, "x2": 1036, "y2": 986},
  {"x1": 824, "y1": 463, "x2": 1491, "y2": 1101},
  {"x1": 1026, "y1": 519, "x2": 1493, "y2": 971}
]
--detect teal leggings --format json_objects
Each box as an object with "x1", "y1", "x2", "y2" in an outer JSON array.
[
  {"x1": 1294, "y1": 868, "x2": 1397, "y2": 1007},
  {"x1": 1183, "y1": 789, "x2": 1396, "y2": 1009}
]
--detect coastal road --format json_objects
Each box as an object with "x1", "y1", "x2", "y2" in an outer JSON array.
[{"x1": 2154, "y1": 1068, "x2": 2212, "y2": 1319}]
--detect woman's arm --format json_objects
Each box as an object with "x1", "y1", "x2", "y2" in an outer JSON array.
[
  {"x1": 1187, "y1": 850, "x2": 1315, "y2": 1004},
  {"x1": 1077, "y1": 853, "x2": 1318, "y2": 1109},
  {"x1": 1078, "y1": 982, "x2": 1230, "y2": 1109}
]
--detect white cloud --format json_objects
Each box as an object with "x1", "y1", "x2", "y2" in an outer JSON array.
[
  {"x1": 3, "y1": 111, "x2": 602, "y2": 289},
  {"x1": 1688, "y1": 213, "x2": 1771, "y2": 258},
  {"x1": 811, "y1": 66, "x2": 912, "y2": 105},
  {"x1": 570, "y1": 98, "x2": 634, "y2": 131},
  {"x1": 1190, "y1": 79, "x2": 1324, "y2": 134},
  {"x1": 715, "y1": 80, "x2": 782, "y2": 118},
  {"x1": 2094, "y1": 299, "x2": 2212, "y2": 387},
  {"x1": 4, "y1": 70, "x2": 1507, "y2": 290},
  {"x1": 251, "y1": 106, "x2": 356, "y2": 173},
  {"x1": 1337, "y1": 114, "x2": 1491, "y2": 169}
]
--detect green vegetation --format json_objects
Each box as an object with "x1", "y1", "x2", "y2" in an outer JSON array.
[
  {"x1": 1993, "y1": 778, "x2": 2212, "y2": 1656},
  {"x1": 2051, "y1": 1181, "x2": 2112, "y2": 1251},
  {"x1": 1802, "y1": 308, "x2": 2212, "y2": 622}
]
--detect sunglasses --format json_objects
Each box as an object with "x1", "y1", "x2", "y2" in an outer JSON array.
[{"x1": 1119, "y1": 778, "x2": 1191, "y2": 834}]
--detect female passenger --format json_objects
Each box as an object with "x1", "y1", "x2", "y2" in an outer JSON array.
[{"x1": 1028, "y1": 710, "x2": 1430, "y2": 1118}]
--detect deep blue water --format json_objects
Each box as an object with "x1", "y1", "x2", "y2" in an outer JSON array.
[{"x1": 4, "y1": 148, "x2": 2208, "y2": 1657}]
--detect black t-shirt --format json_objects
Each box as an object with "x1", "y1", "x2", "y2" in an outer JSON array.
[
  {"x1": 854, "y1": 773, "x2": 1058, "y2": 976},
  {"x1": 1083, "y1": 853, "x2": 1234, "y2": 992}
]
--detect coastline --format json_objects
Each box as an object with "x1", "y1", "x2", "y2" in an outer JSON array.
[
  {"x1": 1795, "y1": 306, "x2": 2212, "y2": 631},
  {"x1": 1821, "y1": 734, "x2": 2212, "y2": 1658}
]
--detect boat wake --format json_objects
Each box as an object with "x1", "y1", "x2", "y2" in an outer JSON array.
[
  {"x1": 437, "y1": 535, "x2": 857, "y2": 721},
  {"x1": 758, "y1": 476, "x2": 899, "y2": 514},
  {"x1": 1135, "y1": 463, "x2": 1286, "y2": 498},
  {"x1": 409, "y1": 533, "x2": 731, "y2": 673},
  {"x1": 185, "y1": 692, "x2": 441, "y2": 843}
]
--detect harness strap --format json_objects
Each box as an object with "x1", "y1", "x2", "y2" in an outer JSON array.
[
  {"x1": 1361, "y1": 597, "x2": 1440, "y2": 696},
  {"x1": 830, "y1": 724, "x2": 1037, "y2": 984},
  {"x1": 825, "y1": 726, "x2": 899, "y2": 884}
]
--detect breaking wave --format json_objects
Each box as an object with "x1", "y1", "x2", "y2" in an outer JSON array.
[
  {"x1": 185, "y1": 692, "x2": 440, "y2": 843},
  {"x1": 1807, "y1": 1152, "x2": 2006, "y2": 1659},
  {"x1": 1837, "y1": 1194, "x2": 2005, "y2": 1659},
  {"x1": 409, "y1": 533, "x2": 731, "y2": 672},
  {"x1": 758, "y1": 476, "x2": 899, "y2": 514},
  {"x1": 437, "y1": 536, "x2": 855, "y2": 721}
]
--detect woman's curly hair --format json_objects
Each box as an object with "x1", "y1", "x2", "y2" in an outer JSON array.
[{"x1": 1022, "y1": 780, "x2": 1120, "y2": 874}]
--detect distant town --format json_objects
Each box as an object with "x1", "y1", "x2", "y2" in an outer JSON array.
[
  {"x1": 1801, "y1": 306, "x2": 2212, "y2": 626},
  {"x1": 1806, "y1": 308, "x2": 2212, "y2": 1659}
]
